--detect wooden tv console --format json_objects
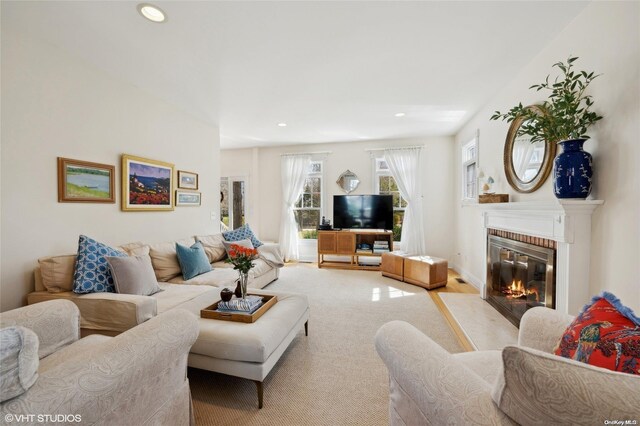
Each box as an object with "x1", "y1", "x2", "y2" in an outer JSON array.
[{"x1": 317, "y1": 230, "x2": 394, "y2": 271}]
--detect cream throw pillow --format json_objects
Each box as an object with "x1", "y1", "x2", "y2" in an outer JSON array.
[
  {"x1": 0, "y1": 326, "x2": 39, "y2": 402},
  {"x1": 107, "y1": 254, "x2": 162, "y2": 296},
  {"x1": 148, "y1": 238, "x2": 195, "y2": 281},
  {"x1": 196, "y1": 234, "x2": 226, "y2": 263},
  {"x1": 38, "y1": 255, "x2": 76, "y2": 293}
]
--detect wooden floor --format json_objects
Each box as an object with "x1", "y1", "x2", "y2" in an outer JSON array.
[{"x1": 429, "y1": 269, "x2": 478, "y2": 352}]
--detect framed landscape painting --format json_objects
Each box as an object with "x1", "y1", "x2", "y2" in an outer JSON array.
[
  {"x1": 177, "y1": 170, "x2": 198, "y2": 190},
  {"x1": 176, "y1": 190, "x2": 201, "y2": 206},
  {"x1": 122, "y1": 154, "x2": 174, "y2": 211},
  {"x1": 58, "y1": 157, "x2": 115, "y2": 203}
]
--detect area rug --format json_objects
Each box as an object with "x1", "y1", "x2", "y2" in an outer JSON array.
[
  {"x1": 189, "y1": 264, "x2": 462, "y2": 425},
  {"x1": 438, "y1": 293, "x2": 518, "y2": 351}
]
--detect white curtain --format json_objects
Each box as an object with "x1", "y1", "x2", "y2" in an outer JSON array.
[
  {"x1": 513, "y1": 140, "x2": 536, "y2": 178},
  {"x1": 279, "y1": 154, "x2": 312, "y2": 262},
  {"x1": 384, "y1": 147, "x2": 426, "y2": 255}
]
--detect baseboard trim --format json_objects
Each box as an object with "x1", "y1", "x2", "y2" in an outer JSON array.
[{"x1": 449, "y1": 262, "x2": 483, "y2": 291}]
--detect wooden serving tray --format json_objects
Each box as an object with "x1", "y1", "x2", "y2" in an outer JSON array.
[{"x1": 200, "y1": 294, "x2": 277, "y2": 323}]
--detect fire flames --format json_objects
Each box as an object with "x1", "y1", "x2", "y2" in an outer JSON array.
[{"x1": 504, "y1": 280, "x2": 539, "y2": 302}]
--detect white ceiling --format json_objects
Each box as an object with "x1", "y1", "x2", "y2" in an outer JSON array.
[{"x1": 3, "y1": 1, "x2": 588, "y2": 149}]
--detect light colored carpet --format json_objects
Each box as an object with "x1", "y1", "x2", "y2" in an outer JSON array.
[
  {"x1": 439, "y1": 293, "x2": 518, "y2": 351},
  {"x1": 189, "y1": 264, "x2": 462, "y2": 425}
]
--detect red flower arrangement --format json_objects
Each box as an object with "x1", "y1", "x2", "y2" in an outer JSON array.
[{"x1": 225, "y1": 244, "x2": 259, "y2": 274}]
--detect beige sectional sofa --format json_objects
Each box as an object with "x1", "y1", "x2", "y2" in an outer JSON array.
[
  {"x1": 27, "y1": 234, "x2": 281, "y2": 335},
  {"x1": 25, "y1": 234, "x2": 310, "y2": 408}
]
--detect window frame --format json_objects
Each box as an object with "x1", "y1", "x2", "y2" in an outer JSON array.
[
  {"x1": 293, "y1": 160, "x2": 323, "y2": 238},
  {"x1": 461, "y1": 136, "x2": 478, "y2": 202}
]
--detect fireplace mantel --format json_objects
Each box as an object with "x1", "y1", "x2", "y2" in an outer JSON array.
[{"x1": 481, "y1": 199, "x2": 603, "y2": 316}]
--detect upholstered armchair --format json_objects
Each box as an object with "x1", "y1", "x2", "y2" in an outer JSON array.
[
  {"x1": 375, "y1": 307, "x2": 640, "y2": 425},
  {"x1": 0, "y1": 299, "x2": 198, "y2": 425}
]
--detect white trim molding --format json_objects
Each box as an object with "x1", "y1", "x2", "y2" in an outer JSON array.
[{"x1": 481, "y1": 199, "x2": 603, "y2": 316}]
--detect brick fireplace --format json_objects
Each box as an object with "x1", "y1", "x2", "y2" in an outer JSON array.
[{"x1": 481, "y1": 200, "x2": 602, "y2": 319}]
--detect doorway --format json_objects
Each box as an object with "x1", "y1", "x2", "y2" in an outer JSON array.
[{"x1": 220, "y1": 177, "x2": 246, "y2": 230}]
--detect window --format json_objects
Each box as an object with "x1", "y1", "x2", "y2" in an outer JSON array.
[
  {"x1": 462, "y1": 137, "x2": 478, "y2": 201},
  {"x1": 294, "y1": 161, "x2": 322, "y2": 239},
  {"x1": 375, "y1": 159, "x2": 407, "y2": 242}
]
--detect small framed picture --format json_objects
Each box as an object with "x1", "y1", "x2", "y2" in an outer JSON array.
[
  {"x1": 176, "y1": 190, "x2": 201, "y2": 206},
  {"x1": 57, "y1": 157, "x2": 116, "y2": 203},
  {"x1": 177, "y1": 170, "x2": 199, "y2": 190},
  {"x1": 122, "y1": 154, "x2": 174, "y2": 211}
]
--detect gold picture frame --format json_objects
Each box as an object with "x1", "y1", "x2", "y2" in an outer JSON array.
[
  {"x1": 177, "y1": 170, "x2": 199, "y2": 190},
  {"x1": 58, "y1": 157, "x2": 116, "y2": 203},
  {"x1": 121, "y1": 154, "x2": 174, "y2": 211},
  {"x1": 176, "y1": 190, "x2": 202, "y2": 206}
]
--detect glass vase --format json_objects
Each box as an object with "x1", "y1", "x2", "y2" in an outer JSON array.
[{"x1": 235, "y1": 271, "x2": 249, "y2": 299}]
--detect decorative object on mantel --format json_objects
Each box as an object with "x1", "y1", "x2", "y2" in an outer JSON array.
[
  {"x1": 336, "y1": 170, "x2": 360, "y2": 194},
  {"x1": 499, "y1": 105, "x2": 556, "y2": 193},
  {"x1": 491, "y1": 57, "x2": 603, "y2": 199},
  {"x1": 479, "y1": 194, "x2": 509, "y2": 204},
  {"x1": 477, "y1": 170, "x2": 496, "y2": 193}
]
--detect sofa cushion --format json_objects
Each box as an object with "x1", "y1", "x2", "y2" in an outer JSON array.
[
  {"x1": 223, "y1": 223, "x2": 263, "y2": 248},
  {"x1": 195, "y1": 234, "x2": 226, "y2": 263},
  {"x1": 107, "y1": 254, "x2": 162, "y2": 296},
  {"x1": 38, "y1": 254, "x2": 76, "y2": 293},
  {"x1": 155, "y1": 283, "x2": 219, "y2": 314},
  {"x1": 73, "y1": 235, "x2": 127, "y2": 294},
  {"x1": 0, "y1": 326, "x2": 39, "y2": 402},
  {"x1": 148, "y1": 238, "x2": 195, "y2": 282},
  {"x1": 554, "y1": 291, "x2": 640, "y2": 375},
  {"x1": 492, "y1": 345, "x2": 640, "y2": 425},
  {"x1": 167, "y1": 268, "x2": 238, "y2": 288},
  {"x1": 39, "y1": 334, "x2": 109, "y2": 373},
  {"x1": 176, "y1": 242, "x2": 212, "y2": 280},
  {"x1": 118, "y1": 241, "x2": 150, "y2": 257}
]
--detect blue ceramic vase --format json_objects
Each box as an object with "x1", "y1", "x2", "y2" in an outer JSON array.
[{"x1": 553, "y1": 139, "x2": 593, "y2": 199}]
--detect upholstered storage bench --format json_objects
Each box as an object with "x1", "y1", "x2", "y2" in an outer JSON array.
[
  {"x1": 404, "y1": 256, "x2": 448, "y2": 289},
  {"x1": 381, "y1": 252, "x2": 448, "y2": 290}
]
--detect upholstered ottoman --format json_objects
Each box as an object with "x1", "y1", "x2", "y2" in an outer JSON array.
[
  {"x1": 381, "y1": 251, "x2": 411, "y2": 281},
  {"x1": 404, "y1": 255, "x2": 448, "y2": 290},
  {"x1": 184, "y1": 289, "x2": 310, "y2": 408}
]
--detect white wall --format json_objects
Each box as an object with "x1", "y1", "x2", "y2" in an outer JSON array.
[
  {"x1": 452, "y1": 2, "x2": 640, "y2": 311},
  {"x1": 1, "y1": 28, "x2": 221, "y2": 311},
  {"x1": 221, "y1": 137, "x2": 455, "y2": 261}
]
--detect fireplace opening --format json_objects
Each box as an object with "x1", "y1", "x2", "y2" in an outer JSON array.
[{"x1": 486, "y1": 234, "x2": 555, "y2": 327}]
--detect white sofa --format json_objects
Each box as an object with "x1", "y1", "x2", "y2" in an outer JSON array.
[
  {"x1": 0, "y1": 300, "x2": 198, "y2": 425},
  {"x1": 375, "y1": 307, "x2": 640, "y2": 425}
]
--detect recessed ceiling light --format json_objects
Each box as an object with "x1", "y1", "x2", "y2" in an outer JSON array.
[
  {"x1": 394, "y1": 112, "x2": 406, "y2": 117},
  {"x1": 277, "y1": 123, "x2": 287, "y2": 127},
  {"x1": 137, "y1": 3, "x2": 166, "y2": 23}
]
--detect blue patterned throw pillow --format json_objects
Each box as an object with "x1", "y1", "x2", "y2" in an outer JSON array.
[
  {"x1": 73, "y1": 235, "x2": 126, "y2": 294},
  {"x1": 223, "y1": 223, "x2": 263, "y2": 248}
]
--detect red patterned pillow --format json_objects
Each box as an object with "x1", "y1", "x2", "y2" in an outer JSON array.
[{"x1": 554, "y1": 292, "x2": 640, "y2": 375}]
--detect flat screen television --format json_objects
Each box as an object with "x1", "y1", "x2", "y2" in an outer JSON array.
[{"x1": 333, "y1": 195, "x2": 393, "y2": 230}]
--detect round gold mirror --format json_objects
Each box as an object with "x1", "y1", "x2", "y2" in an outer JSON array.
[{"x1": 503, "y1": 105, "x2": 556, "y2": 193}]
